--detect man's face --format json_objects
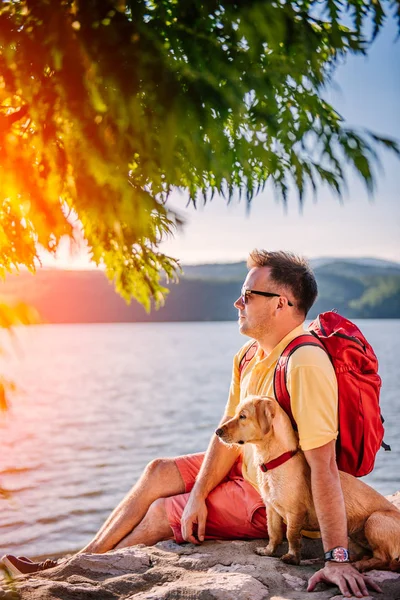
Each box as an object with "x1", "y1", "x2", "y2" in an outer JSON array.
[{"x1": 234, "y1": 266, "x2": 283, "y2": 339}]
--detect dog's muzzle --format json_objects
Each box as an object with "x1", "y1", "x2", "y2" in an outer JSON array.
[{"x1": 215, "y1": 428, "x2": 244, "y2": 445}]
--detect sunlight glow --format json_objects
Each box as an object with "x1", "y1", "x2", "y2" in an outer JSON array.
[{"x1": 37, "y1": 236, "x2": 97, "y2": 270}]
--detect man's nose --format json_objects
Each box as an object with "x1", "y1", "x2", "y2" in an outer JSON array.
[{"x1": 234, "y1": 296, "x2": 244, "y2": 309}]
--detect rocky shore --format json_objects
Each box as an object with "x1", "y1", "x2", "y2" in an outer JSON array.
[{"x1": 1, "y1": 492, "x2": 399, "y2": 600}]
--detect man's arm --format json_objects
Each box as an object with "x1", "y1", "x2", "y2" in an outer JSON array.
[
  {"x1": 305, "y1": 442, "x2": 382, "y2": 598},
  {"x1": 180, "y1": 345, "x2": 244, "y2": 544},
  {"x1": 305, "y1": 441, "x2": 347, "y2": 549},
  {"x1": 180, "y1": 414, "x2": 241, "y2": 544}
]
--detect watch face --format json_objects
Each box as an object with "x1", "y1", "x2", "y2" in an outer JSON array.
[{"x1": 332, "y1": 547, "x2": 349, "y2": 562}]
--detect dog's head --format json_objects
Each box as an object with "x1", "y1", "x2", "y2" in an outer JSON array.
[{"x1": 215, "y1": 395, "x2": 277, "y2": 446}]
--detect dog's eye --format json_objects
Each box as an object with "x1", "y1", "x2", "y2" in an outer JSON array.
[{"x1": 239, "y1": 414, "x2": 247, "y2": 420}]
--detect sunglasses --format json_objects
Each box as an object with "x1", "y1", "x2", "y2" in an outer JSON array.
[{"x1": 241, "y1": 288, "x2": 294, "y2": 307}]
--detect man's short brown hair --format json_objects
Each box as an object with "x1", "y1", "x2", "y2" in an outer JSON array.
[{"x1": 247, "y1": 250, "x2": 318, "y2": 316}]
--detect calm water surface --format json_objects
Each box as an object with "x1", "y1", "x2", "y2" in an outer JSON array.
[{"x1": 0, "y1": 320, "x2": 399, "y2": 557}]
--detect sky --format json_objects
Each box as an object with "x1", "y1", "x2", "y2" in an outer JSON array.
[{"x1": 46, "y1": 14, "x2": 400, "y2": 269}]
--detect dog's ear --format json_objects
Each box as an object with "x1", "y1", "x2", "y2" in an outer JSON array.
[{"x1": 255, "y1": 398, "x2": 274, "y2": 435}]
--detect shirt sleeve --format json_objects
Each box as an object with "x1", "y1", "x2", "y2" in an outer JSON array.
[{"x1": 286, "y1": 346, "x2": 338, "y2": 452}]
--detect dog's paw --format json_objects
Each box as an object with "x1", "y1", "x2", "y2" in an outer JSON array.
[
  {"x1": 255, "y1": 545, "x2": 276, "y2": 557},
  {"x1": 352, "y1": 560, "x2": 370, "y2": 572},
  {"x1": 352, "y1": 560, "x2": 363, "y2": 572},
  {"x1": 281, "y1": 553, "x2": 300, "y2": 565}
]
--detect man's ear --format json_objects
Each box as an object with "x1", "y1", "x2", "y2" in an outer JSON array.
[{"x1": 255, "y1": 398, "x2": 274, "y2": 435}]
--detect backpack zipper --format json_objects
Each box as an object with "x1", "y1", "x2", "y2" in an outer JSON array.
[
  {"x1": 317, "y1": 317, "x2": 364, "y2": 349},
  {"x1": 333, "y1": 332, "x2": 365, "y2": 349}
]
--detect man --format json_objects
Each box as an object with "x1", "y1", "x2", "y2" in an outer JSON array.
[{"x1": 3, "y1": 251, "x2": 381, "y2": 597}]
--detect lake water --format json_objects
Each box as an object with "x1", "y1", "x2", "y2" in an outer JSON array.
[{"x1": 0, "y1": 320, "x2": 399, "y2": 558}]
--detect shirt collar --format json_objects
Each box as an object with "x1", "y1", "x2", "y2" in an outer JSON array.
[{"x1": 254, "y1": 323, "x2": 306, "y2": 368}]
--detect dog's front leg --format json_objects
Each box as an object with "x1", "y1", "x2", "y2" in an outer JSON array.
[
  {"x1": 281, "y1": 513, "x2": 304, "y2": 565},
  {"x1": 255, "y1": 504, "x2": 283, "y2": 557}
]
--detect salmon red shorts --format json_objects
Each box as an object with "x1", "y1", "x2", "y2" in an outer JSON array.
[{"x1": 164, "y1": 452, "x2": 268, "y2": 543}]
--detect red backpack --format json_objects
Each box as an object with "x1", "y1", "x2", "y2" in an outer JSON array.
[{"x1": 239, "y1": 311, "x2": 390, "y2": 477}]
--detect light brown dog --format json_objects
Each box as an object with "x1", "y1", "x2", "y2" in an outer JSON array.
[{"x1": 215, "y1": 395, "x2": 400, "y2": 571}]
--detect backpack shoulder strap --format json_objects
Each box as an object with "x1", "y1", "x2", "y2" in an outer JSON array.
[
  {"x1": 273, "y1": 333, "x2": 326, "y2": 429},
  {"x1": 238, "y1": 341, "x2": 258, "y2": 379}
]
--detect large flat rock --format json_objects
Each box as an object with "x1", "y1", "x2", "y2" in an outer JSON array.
[{"x1": 1, "y1": 493, "x2": 399, "y2": 600}]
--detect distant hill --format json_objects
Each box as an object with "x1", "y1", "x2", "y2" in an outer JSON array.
[
  {"x1": 182, "y1": 262, "x2": 247, "y2": 281},
  {"x1": 182, "y1": 257, "x2": 400, "y2": 280},
  {"x1": 310, "y1": 257, "x2": 400, "y2": 270},
  {"x1": 1, "y1": 257, "x2": 399, "y2": 322}
]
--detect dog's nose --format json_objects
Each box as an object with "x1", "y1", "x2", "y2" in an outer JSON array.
[{"x1": 215, "y1": 428, "x2": 224, "y2": 437}]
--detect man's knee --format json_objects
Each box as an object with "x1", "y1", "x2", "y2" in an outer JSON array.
[
  {"x1": 145, "y1": 457, "x2": 180, "y2": 481},
  {"x1": 115, "y1": 498, "x2": 174, "y2": 547},
  {"x1": 146, "y1": 497, "x2": 168, "y2": 521},
  {"x1": 144, "y1": 498, "x2": 174, "y2": 541}
]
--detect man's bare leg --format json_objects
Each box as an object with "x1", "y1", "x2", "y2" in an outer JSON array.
[
  {"x1": 114, "y1": 498, "x2": 174, "y2": 548},
  {"x1": 80, "y1": 458, "x2": 185, "y2": 554}
]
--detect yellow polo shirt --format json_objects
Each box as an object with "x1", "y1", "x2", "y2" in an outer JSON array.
[{"x1": 225, "y1": 324, "x2": 338, "y2": 490}]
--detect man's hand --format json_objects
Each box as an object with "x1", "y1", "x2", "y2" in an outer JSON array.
[
  {"x1": 181, "y1": 494, "x2": 208, "y2": 544},
  {"x1": 307, "y1": 562, "x2": 382, "y2": 598}
]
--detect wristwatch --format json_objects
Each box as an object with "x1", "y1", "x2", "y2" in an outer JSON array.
[{"x1": 324, "y1": 547, "x2": 350, "y2": 563}]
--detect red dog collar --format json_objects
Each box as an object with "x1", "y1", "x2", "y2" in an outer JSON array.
[{"x1": 260, "y1": 449, "x2": 298, "y2": 472}]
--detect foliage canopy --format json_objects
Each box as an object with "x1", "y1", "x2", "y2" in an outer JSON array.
[{"x1": 0, "y1": 0, "x2": 399, "y2": 308}]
